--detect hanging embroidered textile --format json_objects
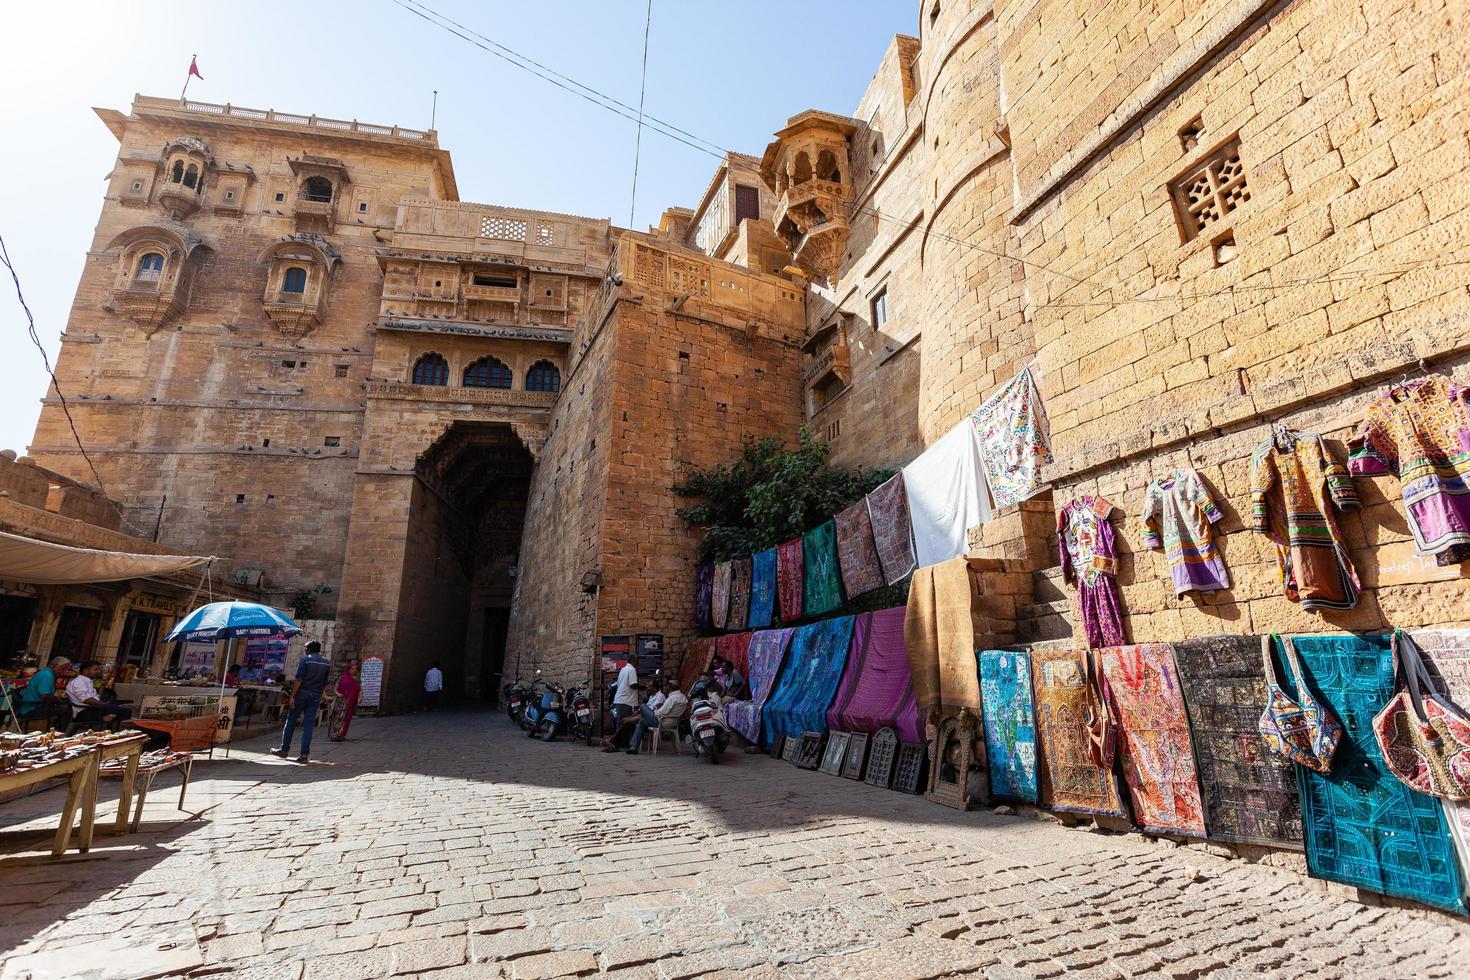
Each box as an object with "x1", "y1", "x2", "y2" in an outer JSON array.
[
  {"x1": 834, "y1": 498, "x2": 885, "y2": 600},
  {"x1": 971, "y1": 366, "x2": 1053, "y2": 509},
  {"x1": 1030, "y1": 648, "x2": 1128, "y2": 818},
  {"x1": 827, "y1": 607, "x2": 924, "y2": 743},
  {"x1": 726, "y1": 558, "x2": 752, "y2": 634},
  {"x1": 711, "y1": 561, "x2": 733, "y2": 630},
  {"x1": 694, "y1": 562, "x2": 714, "y2": 629},
  {"x1": 1408, "y1": 629, "x2": 1470, "y2": 885},
  {"x1": 747, "y1": 548, "x2": 777, "y2": 629},
  {"x1": 902, "y1": 419, "x2": 992, "y2": 568},
  {"x1": 1349, "y1": 376, "x2": 1470, "y2": 566},
  {"x1": 1056, "y1": 495, "x2": 1127, "y2": 649},
  {"x1": 716, "y1": 631, "x2": 753, "y2": 686},
  {"x1": 1171, "y1": 634, "x2": 1303, "y2": 848},
  {"x1": 726, "y1": 627, "x2": 794, "y2": 747},
  {"x1": 678, "y1": 637, "x2": 717, "y2": 697},
  {"x1": 1250, "y1": 425, "x2": 1361, "y2": 611},
  {"x1": 903, "y1": 557, "x2": 981, "y2": 718},
  {"x1": 1140, "y1": 468, "x2": 1230, "y2": 595},
  {"x1": 978, "y1": 649, "x2": 1039, "y2": 802},
  {"x1": 761, "y1": 615, "x2": 856, "y2": 748},
  {"x1": 866, "y1": 472, "x2": 917, "y2": 584},
  {"x1": 802, "y1": 520, "x2": 844, "y2": 618},
  {"x1": 1098, "y1": 644, "x2": 1207, "y2": 837},
  {"x1": 776, "y1": 537, "x2": 804, "y2": 623},
  {"x1": 1287, "y1": 633, "x2": 1465, "y2": 913}
]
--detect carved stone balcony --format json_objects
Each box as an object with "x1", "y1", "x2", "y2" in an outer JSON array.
[
  {"x1": 263, "y1": 283, "x2": 326, "y2": 339},
  {"x1": 157, "y1": 181, "x2": 202, "y2": 218},
  {"x1": 463, "y1": 283, "x2": 521, "y2": 304},
  {"x1": 112, "y1": 279, "x2": 186, "y2": 333},
  {"x1": 293, "y1": 197, "x2": 335, "y2": 232},
  {"x1": 760, "y1": 111, "x2": 858, "y2": 283}
]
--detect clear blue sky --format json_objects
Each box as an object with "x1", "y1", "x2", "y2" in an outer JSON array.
[{"x1": 0, "y1": 1, "x2": 915, "y2": 458}]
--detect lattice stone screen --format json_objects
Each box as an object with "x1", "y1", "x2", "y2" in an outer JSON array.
[
  {"x1": 480, "y1": 216, "x2": 528, "y2": 241},
  {"x1": 1171, "y1": 138, "x2": 1249, "y2": 241}
]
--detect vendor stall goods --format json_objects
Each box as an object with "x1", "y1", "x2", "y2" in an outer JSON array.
[
  {"x1": 679, "y1": 638, "x2": 717, "y2": 698},
  {"x1": 1249, "y1": 425, "x2": 1361, "y2": 611},
  {"x1": 715, "y1": 632, "x2": 753, "y2": 687},
  {"x1": 826, "y1": 607, "x2": 923, "y2": 743},
  {"x1": 1287, "y1": 633, "x2": 1465, "y2": 914},
  {"x1": 904, "y1": 557, "x2": 982, "y2": 717},
  {"x1": 1139, "y1": 468, "x2": 1230, "y2": 595},
  {"x1": 761, "y1": 615, "x2": 855, "y2": 747},
  {"x1": 834, "y1": 498, "x2": 885, "y2": 600},
  {"x1": 902, "y1": 419, "x2": 991, "y2": 568},
  {"x1": 711, "y1": 561, "x2": 734, "y2": 630},
  {"x1": 776, "y1": 537, "x2": 804, "y2": 624},
  {"x1": 1349, "y1": 374, "x2": 1470, "y2": 566},
  {"x1": 1057, "y1": 496, "x2": 1127, "y2": 649},
  {"x1": 748, "y1": 548, "x2": 777, "y2": 629},
  {"x1": 971, "y1": 365, "x2": 1053, "y2": 509},
  {"x1": 802, "y1": 520, "x2": 844, "y2": 619},
  {"x1": 1171, "y1": 634, "x2": 1303, "y2": 848},
  {"x1": 865, "y1": 473, "x2": 917, "y2": 585},
  {"x1": 694, "y1": 562, "x2": 714, "y2": 629},
  {"x1": 1030, "y1": 648, "x2": 1128, "y2": 819},
  {"x1": 727, "y1": 558, "x2": 753, "y2": 634},
  {"x1": 978, "y1": 649, "x2": 1039, "y2": 803},
  {"x1": 1099, "y1": 644, "x2": 1207, "y2": 837},
  {"x1": 1408, "y1": 628, "x2": 1470, "y2": 882},
  {"x1": 726, "y1": 627, "x2": 793, "y2": 747}
]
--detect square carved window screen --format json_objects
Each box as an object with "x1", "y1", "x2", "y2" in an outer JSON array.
[
  {"x1": 1171, "y1": 138, "x2": 1249, "y2": 242},
  {"x1": 480, "y1": 216, "x2": 528, "y2": 241},
  {"x1": 535, "y1": 223, "x2": 554, "y2": 245}
]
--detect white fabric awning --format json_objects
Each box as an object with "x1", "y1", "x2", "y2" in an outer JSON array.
[{"x1": 0, "y1": 529, "x2": 212, "y2": 585}]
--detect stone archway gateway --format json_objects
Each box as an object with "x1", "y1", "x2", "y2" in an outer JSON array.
[{"x1": 333, "y1": 420, "x2": 534, "y2": 712}]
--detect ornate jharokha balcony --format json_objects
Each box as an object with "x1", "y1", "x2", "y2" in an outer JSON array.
[
  {"x1": 462, "y1": 283, "x2": 521, "y2": 304},
  {"x1": 366, "y1": 381, "x2": 558, "y2": 408}
]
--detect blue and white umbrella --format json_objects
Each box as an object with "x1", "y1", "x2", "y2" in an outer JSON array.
[{"x1": 164, "y1": 601, "x2": 303, "y2": 643}]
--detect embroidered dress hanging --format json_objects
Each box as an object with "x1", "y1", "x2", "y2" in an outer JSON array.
[
  {"x1": 903, "y1": 557, "x2": 982, "y2": 718},
  {"x1": 1288, "y1": 633, "x2": 1465, "y2": 913},
  {"x1": 726, "y1": 558, "x2": 752, "y2": 634},
  {"x1": 902, "y1": 419, "x2": 992, "y2": 568},
  {"x1": 802, "y1": 520, "x2": 844, "y2": 618},
  {"x1": 747, "y1": 548, "x2": 777, "y2": 629},
  {"x1": 1408, "y1": 628, "x2": 1470, "y2": 885},
  {"x1": 1171, "y1": 634, "x2": 1303, "y2": 848},
  {"x1": 678, "y1": 637, "x2": 717, "y2": 697},
  {"x1": 979, "y1": 649, "x2": 1039, "y2": 802},
  {"x1": 1250, "y1": 425, "x2": 1361, "y2": 611},
  {"x1": 866, "y1": 473, "x2": 917, "y2": 584},
  {"x1": 1030, "y1": 648, "x2": 1128, "y2": 818},
  {"x1": 834, "y1": 498, "x2": 885, "y2": 600},
  {"x1": 694, "y1": 562, "x2": 714, "y2": 629},
  {"x1": 711, "y1": 561, "x2": 733, "y2": 630},
  {"x1": 1349, "y1": 376, "x2": 1470, "y2": 566},
  {"x1": 776, "y1": 537, "x2": 804, "y2": 623},
  {"x1": 761, "y1": 615, "x2": 856, "y2": 748},
  {"x1": 827, "y1": 607, "x2": 923, "y2": 743},
  {"x1": 1140, "y1": 468, "x2": 1230, "y2": 595},
  {"x1": 1057, "y1": 496, "x2": 1127, "y2": 649},
  {"x1": 726, "y1": 627, "x2": 794, "y2": 747},
  {"x1": 971, "y1": 366, "x2": 1053, "y2": 509},
  {"x1": 1098, "y1": 644, "x2": 1207, "y2": 837}
]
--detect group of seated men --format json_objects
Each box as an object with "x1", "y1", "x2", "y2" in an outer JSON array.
[
  {"x1": 13, "y1": 656, "x2": 134, "y2": 731},
  {"x1": 601, "y1": 655, "x2": 748, "y2": 755}
]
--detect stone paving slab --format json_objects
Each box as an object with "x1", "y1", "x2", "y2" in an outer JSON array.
[{"x1": 2, "y1": 709, "x2": 1468, "y2": 978}]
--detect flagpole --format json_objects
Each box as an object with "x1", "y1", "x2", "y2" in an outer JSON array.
[{"x1": 181, "y1": 53, "x2": 197, "y2": 101}]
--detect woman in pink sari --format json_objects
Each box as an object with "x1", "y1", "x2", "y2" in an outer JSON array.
[{"x1": 328, "y1": 661, "x2": 361, "y2": 741}]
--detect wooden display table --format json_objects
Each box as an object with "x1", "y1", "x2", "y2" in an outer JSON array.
[
  {"x1": 0, "y1": 751, "x2": 99, "y2": 857},
  {"x1": 100, "y1": 749, "x2": 193, "y2": 834},
  {"x1": 90, "y1": 734, "x2": 147, "y2": 836}
]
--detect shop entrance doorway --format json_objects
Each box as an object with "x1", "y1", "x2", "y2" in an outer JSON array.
[{"x1": 54, "y1": 606, "x2": 103, "y2": 662}]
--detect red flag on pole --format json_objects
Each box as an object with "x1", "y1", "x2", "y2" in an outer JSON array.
[{"x1": 188, "y1": 56, "x2": 203, "y2": 80}]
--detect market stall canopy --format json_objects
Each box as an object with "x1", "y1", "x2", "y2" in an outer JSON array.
[
  {"x1": 0, "y1": 529, "x2": 212, "y2": 585},
  {"x1": 165, "y1": 601, "x2": 303, "y2": 643}
]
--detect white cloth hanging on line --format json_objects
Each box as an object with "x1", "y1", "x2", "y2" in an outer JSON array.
[{"x1": 902, "y1": 417, "x2": 993, "y2": 568}]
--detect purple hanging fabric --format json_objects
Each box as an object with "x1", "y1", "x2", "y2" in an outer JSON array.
[
  {"x1": 825, "y1": 607, "x2": 923, "y2": 743},
  {"x1": 694, "y1": 562, "x2": 714, "y2": 629}
]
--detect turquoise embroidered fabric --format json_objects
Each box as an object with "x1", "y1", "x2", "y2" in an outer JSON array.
[{"x1": 979, "y1": 649, "x2": 1039, "y2": 802}]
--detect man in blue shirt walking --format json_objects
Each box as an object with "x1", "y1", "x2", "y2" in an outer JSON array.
[{"x1": 269, "y1": 641, "x2": 331, "y2": 763}]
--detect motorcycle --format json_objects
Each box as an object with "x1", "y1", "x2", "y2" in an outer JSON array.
[
  {"x1": 503, "y1": 679, "x2": 534, "y2": 728},
  {"x1": 521, "y1": 675, "x2": 566, "y2": 742},
  {"x1": 567, "y1": 685, "x2": 594, "y2": 743},
  {"x1": 688, "y1": 682, "x2": 730, "y2": 764}
]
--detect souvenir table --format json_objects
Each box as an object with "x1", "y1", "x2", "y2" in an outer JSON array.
[
  {"x1": 99, "y1": 749, "x2": 193, "y2": 834},
  {"x1": 0, "y1": 730, "x2": 138, "y2": 856}
]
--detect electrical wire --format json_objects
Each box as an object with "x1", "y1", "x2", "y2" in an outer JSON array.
[{"x1": 629, "y1": 0, "x2": 654, "y2": 228}]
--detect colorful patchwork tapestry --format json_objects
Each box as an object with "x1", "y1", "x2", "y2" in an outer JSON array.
[
  {"x1": 748, "y1": 548, "x2": 777, "y2": 629},
  {"x1": 726, "y1": 627, "x2": 793, "y2": 747},
  {"x1": 971, "y1": 366, "x2": 1053, "y2": 509},
  {"x1": 678, "y1": 637, "x2": 716, "y2": 697},
  {"x1": 761, "y1": 615, "x2": 856, "y2": 748},
  {"x1": 866, "y1": 473, "x2": 917, "y2": 585},
  {"x1": 1172, "y1": 634, "x2": 1303, "y2": 848},
  {"x1": 802, "y1": 520, "x2": 844, "y2": 618},
  {"x1": 711, "y1": 561, "x2": 733, "y2": 631},
  {"x1": 694, "y1": 562, "x2": 714, "y2": 629},
  {"x1": 835, "y1": 498, "x2": 885, "y2": 600},
  {"x1": 1409, "y1": 628, "x2": 1470, "y2": 885},
  {"x1": 727, "y1": 558, "x2": 752, "y2": 634},
  {"x1": 978, "y1": 649, "x2": 1039, "y2": 802},
  {"x1": 827, "y1": 607, "x2": 923, "y2": 743},
  {"x1": 903, "y1": 557, "x2": 981, "y2": 717},
  {"x1": 1030, "y1": 648, "x2": 1128, "y2": 818},
  {"x1": 1288, "y1": 633, "x2": 1465, "y2": 913},
  {"x1": 776, "y1": 537, "x2": 804, "y2": 623},
  {"x1": 716, "y1": 631, "x2": 753, "y2": 684},
  {"x1": 1099, "y1": 644, "x2": 1207, "y2": 837}
]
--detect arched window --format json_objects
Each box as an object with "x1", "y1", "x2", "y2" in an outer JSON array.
[
  {"x1": 412, "y1": 353, "x2": 449, "y2": 386},
  {"x1": 816, "y1": 149, "x2": 840, "y2": 183},
  {"x1": 281, "y1": 267, "x2": 308, "y2": 294},
  {"x1": 170, "y1": 160, "x2": 184, "y2": 183},
  {"x1": 526, "y1": 360, "x2": 561, "y2": 393},
  {"x1": 302, "y1": 176, "x2": 333, "y2": 203},
  {"x1": 183, "y1": 164, "x2": 200, "y2": 190},
  {"x1": 793, "y1": 151, "x2": 813, "y2": 184},
  {"x1": 134, "y1": 252, "x2": 166, "y2": 283},
  {"x1": 463, "y1": 356, "x2": 512, "y2": 389}
]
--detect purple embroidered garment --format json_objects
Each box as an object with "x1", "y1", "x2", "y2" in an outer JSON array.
[
  {"x1": 1057, "y1": 495, "x2": 1127, "y2": 648},
  {"x1": 725, "y1": 627, "x2": 794, "y2": 745},
  {"x1": 825, "y1": 607, "x2": 924, "y2": 743}
]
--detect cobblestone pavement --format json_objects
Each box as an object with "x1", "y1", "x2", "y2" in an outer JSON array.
[{"x1": 3, "y1": 710, "x2": 1470, "y2": 979}]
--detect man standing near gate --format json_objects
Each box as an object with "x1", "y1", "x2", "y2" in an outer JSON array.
[{"x1": 270, "y1": 640, "x2": 330, "y2": 763}]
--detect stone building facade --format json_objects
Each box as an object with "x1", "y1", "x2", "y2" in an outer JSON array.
[{"x1": 29, "y1": 0, "x2": 1470, "y2": 706}]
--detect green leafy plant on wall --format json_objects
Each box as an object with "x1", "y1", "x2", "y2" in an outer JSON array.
[{"x1": 289, "y1": 584, "x2": 334, "y2": 620}]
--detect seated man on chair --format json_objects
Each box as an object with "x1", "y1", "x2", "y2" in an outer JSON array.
[
  {"x1": 17, "y1": 657, "x2": 73, "y2": 730},
  {"x1": 626, "y1": 681, "x2": 688, "y2": 755},
  {"x1": 67, "y1": 661, "x2": 133, "y2": 731}
]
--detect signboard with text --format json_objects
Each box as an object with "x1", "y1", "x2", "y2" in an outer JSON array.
[
  {"x1": 359, "y1": 656, "x2": 385, "y2": 709},
  {"x1": 634, "y1": 634, "x2": 664, "y2": 679}
]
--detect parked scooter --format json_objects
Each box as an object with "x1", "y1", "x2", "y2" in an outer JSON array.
[
  {"x1": 687, "y1": 681, "x2": 730, "y2": 763},
  {"x1": 567, "y1": 685, "x2": 594, "y2": 743},
  {"x1": 503, "y1": 679, "x2": 534, "y2": 728},
  {"x1": 521, "y1": 672, "x2": 566, "y2": 742}
]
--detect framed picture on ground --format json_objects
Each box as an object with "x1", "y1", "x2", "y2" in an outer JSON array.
[{"x1": 820, "y1": 731, "x2": 850, "y2": 775}]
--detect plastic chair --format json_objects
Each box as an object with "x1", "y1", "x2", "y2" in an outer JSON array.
[{"x1": 647, "y1": 715, "x2": 682, "y2": 756}]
